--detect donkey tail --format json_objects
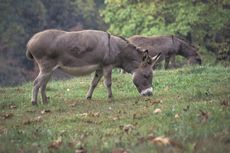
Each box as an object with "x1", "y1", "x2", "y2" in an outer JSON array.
[{"x1": 26, "y1": 48, "x2": 34, "y2": 60}]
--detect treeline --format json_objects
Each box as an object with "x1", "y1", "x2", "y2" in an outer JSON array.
[
  {"x1": 102, "y1": 0, "x2": 230, "y2": 63},
  {"x1": 0, "y1": 0, "x2": 229, "y2": 86},
  {"x1": 0, "y1": 0, "x2": 106, "y2": 86}
]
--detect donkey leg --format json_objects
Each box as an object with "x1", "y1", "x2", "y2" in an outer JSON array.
[
  {"x1": 164, "y1": 55, "x2": 170, "y2": 69},
  {"x1": 103, "y1": 66, "x2": 113, "y2": 99},
  {"x1": 31, "y1": 72, "x2": 52, "y2": 105},
  {"x1": 170, "y1": 54, "x2": 176, "y2": 68},
  {"x1": 40, "y1": 73, "x2": 52, "y2": 104},
  {"x1": 86, "y1": 69, "x2": 103, "y2": 99},
  {"x1": 31, "y1": 72, "x2": 43, "y2": 105}
]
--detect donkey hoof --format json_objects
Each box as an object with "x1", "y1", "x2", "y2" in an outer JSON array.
[
  {"x1": 86, "y1": 96, "x2": 92, "y2": 100},
  {"x1": 108, "y1": 95, "x2": 113, "y2": 99},
  {"x1": 42, "y1": 97, "x2": 49, "y2": 104},
  {"x1": 32, "y1": 101, "x2": 38, "y2": 106}
]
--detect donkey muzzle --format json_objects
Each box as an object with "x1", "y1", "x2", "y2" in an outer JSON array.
[{"x1": 141, "y1": 87, "x2": 153, "y2": 96}]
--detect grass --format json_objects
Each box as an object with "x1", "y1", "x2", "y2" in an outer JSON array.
[{"x1": 0, "y1": 66, "x2": 230, "y2": 153}]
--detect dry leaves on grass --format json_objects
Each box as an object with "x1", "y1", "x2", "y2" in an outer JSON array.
[
  {"x1": 9, "y1": 104, "x2": 17, "y2": 109},
  {"x1": 1, "y1": 112, "x2": 13, "y2": 119},
  {"x1": 48, "y1": 137, "x2": 63, "y2": 149},
  {"x1": 199, "y1": 110, "x2": 209, "y2": 123},
  {"x1": 75, "y1": 147, "x2": 87, "y2": 153},
  {"x1": 41, "y1": 109, "x2": 51, "y2": 115},
  {"x1": 149, "y1": 99, "x2": 162, "y2": 105},
  {"x1": 76, "y1": 112, "x2": 100, "y2": 118},
  {"x1": 175, "y1": 113, "x2": 180, "y2": 119},
  {"x1": 112, "y1": 148, "x2": 128, "y2": 153},
  {"x1": 23, "y1": 116, "x2": 42, "y2": 125},
  {"x1": 120, "y1": 124, "x2": 135, "y2": 134},
  {"x1": 74, "y1": 142, "x2": 87, "y2": 153},
  {"x1": 146, "y1": 134, "x2": 183, "y2": 149},
  {"x1": 154, "y1": 108, "x2": 162, "y2": 114}
]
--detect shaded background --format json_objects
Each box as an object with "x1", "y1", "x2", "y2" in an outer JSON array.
[{"x1": 0, "y1": 0, "x2": 229, "y2": 86}]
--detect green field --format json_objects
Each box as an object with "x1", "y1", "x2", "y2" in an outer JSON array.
[{"x1": 0, "y1": 66, "x2": 230, "y2": 153}]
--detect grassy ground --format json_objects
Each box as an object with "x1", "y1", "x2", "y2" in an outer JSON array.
[{"x1": 0, "y1": 66, "x2": 230, "y2": 153}]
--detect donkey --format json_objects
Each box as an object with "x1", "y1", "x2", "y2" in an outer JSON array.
[
  {"x1": 128, "y1": 35, "x2": 202, "y2": 69},
  {"x1": 26, "y1": 29, "x2": 161, "y2": 105}
]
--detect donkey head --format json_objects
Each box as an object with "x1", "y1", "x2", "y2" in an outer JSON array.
[
  {"x1": 177, "y1": 37, "x2": 202, "y2": 65},
  {"x1": 188, "y1": 55, "x2": 202, "y2": 65},
  {"x1": 132, "y1": 50, "x2": 161, "y2": 96}
]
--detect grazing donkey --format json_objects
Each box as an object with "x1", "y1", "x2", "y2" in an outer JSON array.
[
  {"x1": 128, "y1": 35, "x2": 202, "y2": 69},
  {"x1": 26, "y1": 29, "x2": 161, "y2": 105}
]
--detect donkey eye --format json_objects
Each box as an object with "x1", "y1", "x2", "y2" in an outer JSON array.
[{"x1": 144, "y1": 74, "x2": 149, "y2": 78}]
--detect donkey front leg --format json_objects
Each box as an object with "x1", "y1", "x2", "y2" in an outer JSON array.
[
  {"x1": 86, "y1": 69, "x2": 103, "y2": 99},
  {"x1": 103, "y1": 65, "x2": 113, "y2": 99}
]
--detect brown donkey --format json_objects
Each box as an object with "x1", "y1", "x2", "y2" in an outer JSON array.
[
  {"x1": 26, "y1": 29, "x2": 161, "y2": 105},
  {"x1": 128, "y1": 35, "x2": 202, "y2": 69}
]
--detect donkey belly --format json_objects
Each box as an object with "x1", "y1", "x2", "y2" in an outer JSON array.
[{"x1": 59, "y1": 64, "x2": 100, "y2": 76}]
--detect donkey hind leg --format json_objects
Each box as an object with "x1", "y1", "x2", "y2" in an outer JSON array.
[
  {"x1": 170, "y1": 54, "x2": 176, "y2": 68},
  {"x1": 31, "y1": 72, "x2": 52, "y2": 105},
  {"x1": 86, "y1": 69, "x2": 103, "y2": 99},
  {"x1": 164, "y1": 55, "x2": 170, "y2": 69},
  {"x1": 40, "y1": 73, "x2": 52, "y2": 104},
  {"x1": 103, "y1": 65, "x2": 113, "y2": 99}
]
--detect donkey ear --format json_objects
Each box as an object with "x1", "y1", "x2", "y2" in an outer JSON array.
[
  {"x1": 142, "y1": 49, "x2": 149, "y2": 61},
  {"x1": 151, "y1": 53, "x2": 161, "y2": 67}
]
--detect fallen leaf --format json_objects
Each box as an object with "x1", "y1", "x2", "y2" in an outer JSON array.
[
  {"x1": 75, "y1": 142, "x2": 87, "y2": 153},
  {"x1": 121, "y1": 124, "x2": 135, "y2": 133},
  {"x1": 1, "y1": 113, "x2": 13, "y2": 119},
  {"x1": 69, "y1": 102, "x2": 77, "y2": 107},
  {"x1": 199, "y1": 110, "x2": 209, "y2": 123},
  {"x1": 48, "y1": 137, "x2": 63, "y2": 149},
  {"x1": 75, "y1": 149, "x2": 87, "y2": 153},
  {"x1": 112, "y1": 116, "x2": 119, "y2": 121},
  {"x1": 88, "y1": 112, "x2": 100, "y2": 117},
  {"x1": 9, "y1": 104, "x2": 17, "y2": 109},
  {"x1": 112, "y1": 148, "x2": 128, "y2": 153},
  {"x1": 175, "y1": 113, "x2": 180, "y2": 119},
  {"x1": 151, "y1": 136, "x2": 171, "y2": 145},
  {"x1": 23, "y1": 116, "x2": 42, "y2": 125},
  {"x1": 76, "y1": 113, "x2": 88, "y2": 117},
  {"x1": 41, "y1": 109, "x2": 51, "y2": 114},
  {"x1": 154, "y1": 108, "x2": 162, "y2": 114},
  {"x1": 149, "y1": 136, "x2": 183, "y2": 149},
  {"x1": 149, "y1": 99, "x2": 162, "y2": 105}
]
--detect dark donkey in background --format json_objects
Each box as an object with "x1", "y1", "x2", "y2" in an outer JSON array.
[
  {"x1": 26, "y1": 29, "x2": 161, "y2": 105},
  {"x1": 128, "y1": 35, "x2": 202, "y2": 69}
]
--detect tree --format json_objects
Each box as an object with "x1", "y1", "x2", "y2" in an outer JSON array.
[{"x1": 102, "y1": 0, "x2": 230, "y2": 62}]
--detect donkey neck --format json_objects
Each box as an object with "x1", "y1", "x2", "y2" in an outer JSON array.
[
  {"x1": 176, "y1": 38, "x2": 198, "y2": 59},
  {"x1": 114, "y1": 36, "x2": 142, "y2": 73}
]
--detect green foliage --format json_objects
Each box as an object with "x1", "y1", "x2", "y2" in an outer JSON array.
[
  {"x1": 0, "y1": 0, "x2": 106, "y2": 86},
  {"x1": 0, "y1": 66, "x2": 230, "y2": 152},
  {"x1": 102, "y1": 0, "x2": 230, "y2": 63}
]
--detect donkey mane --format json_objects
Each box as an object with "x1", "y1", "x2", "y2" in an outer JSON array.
[
  {"x1": 174, "y1": 36, "x2": 197, "y2": 49},
  {"x1": 117, "y1": 35, "x2": 143, "y2": 53}
]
